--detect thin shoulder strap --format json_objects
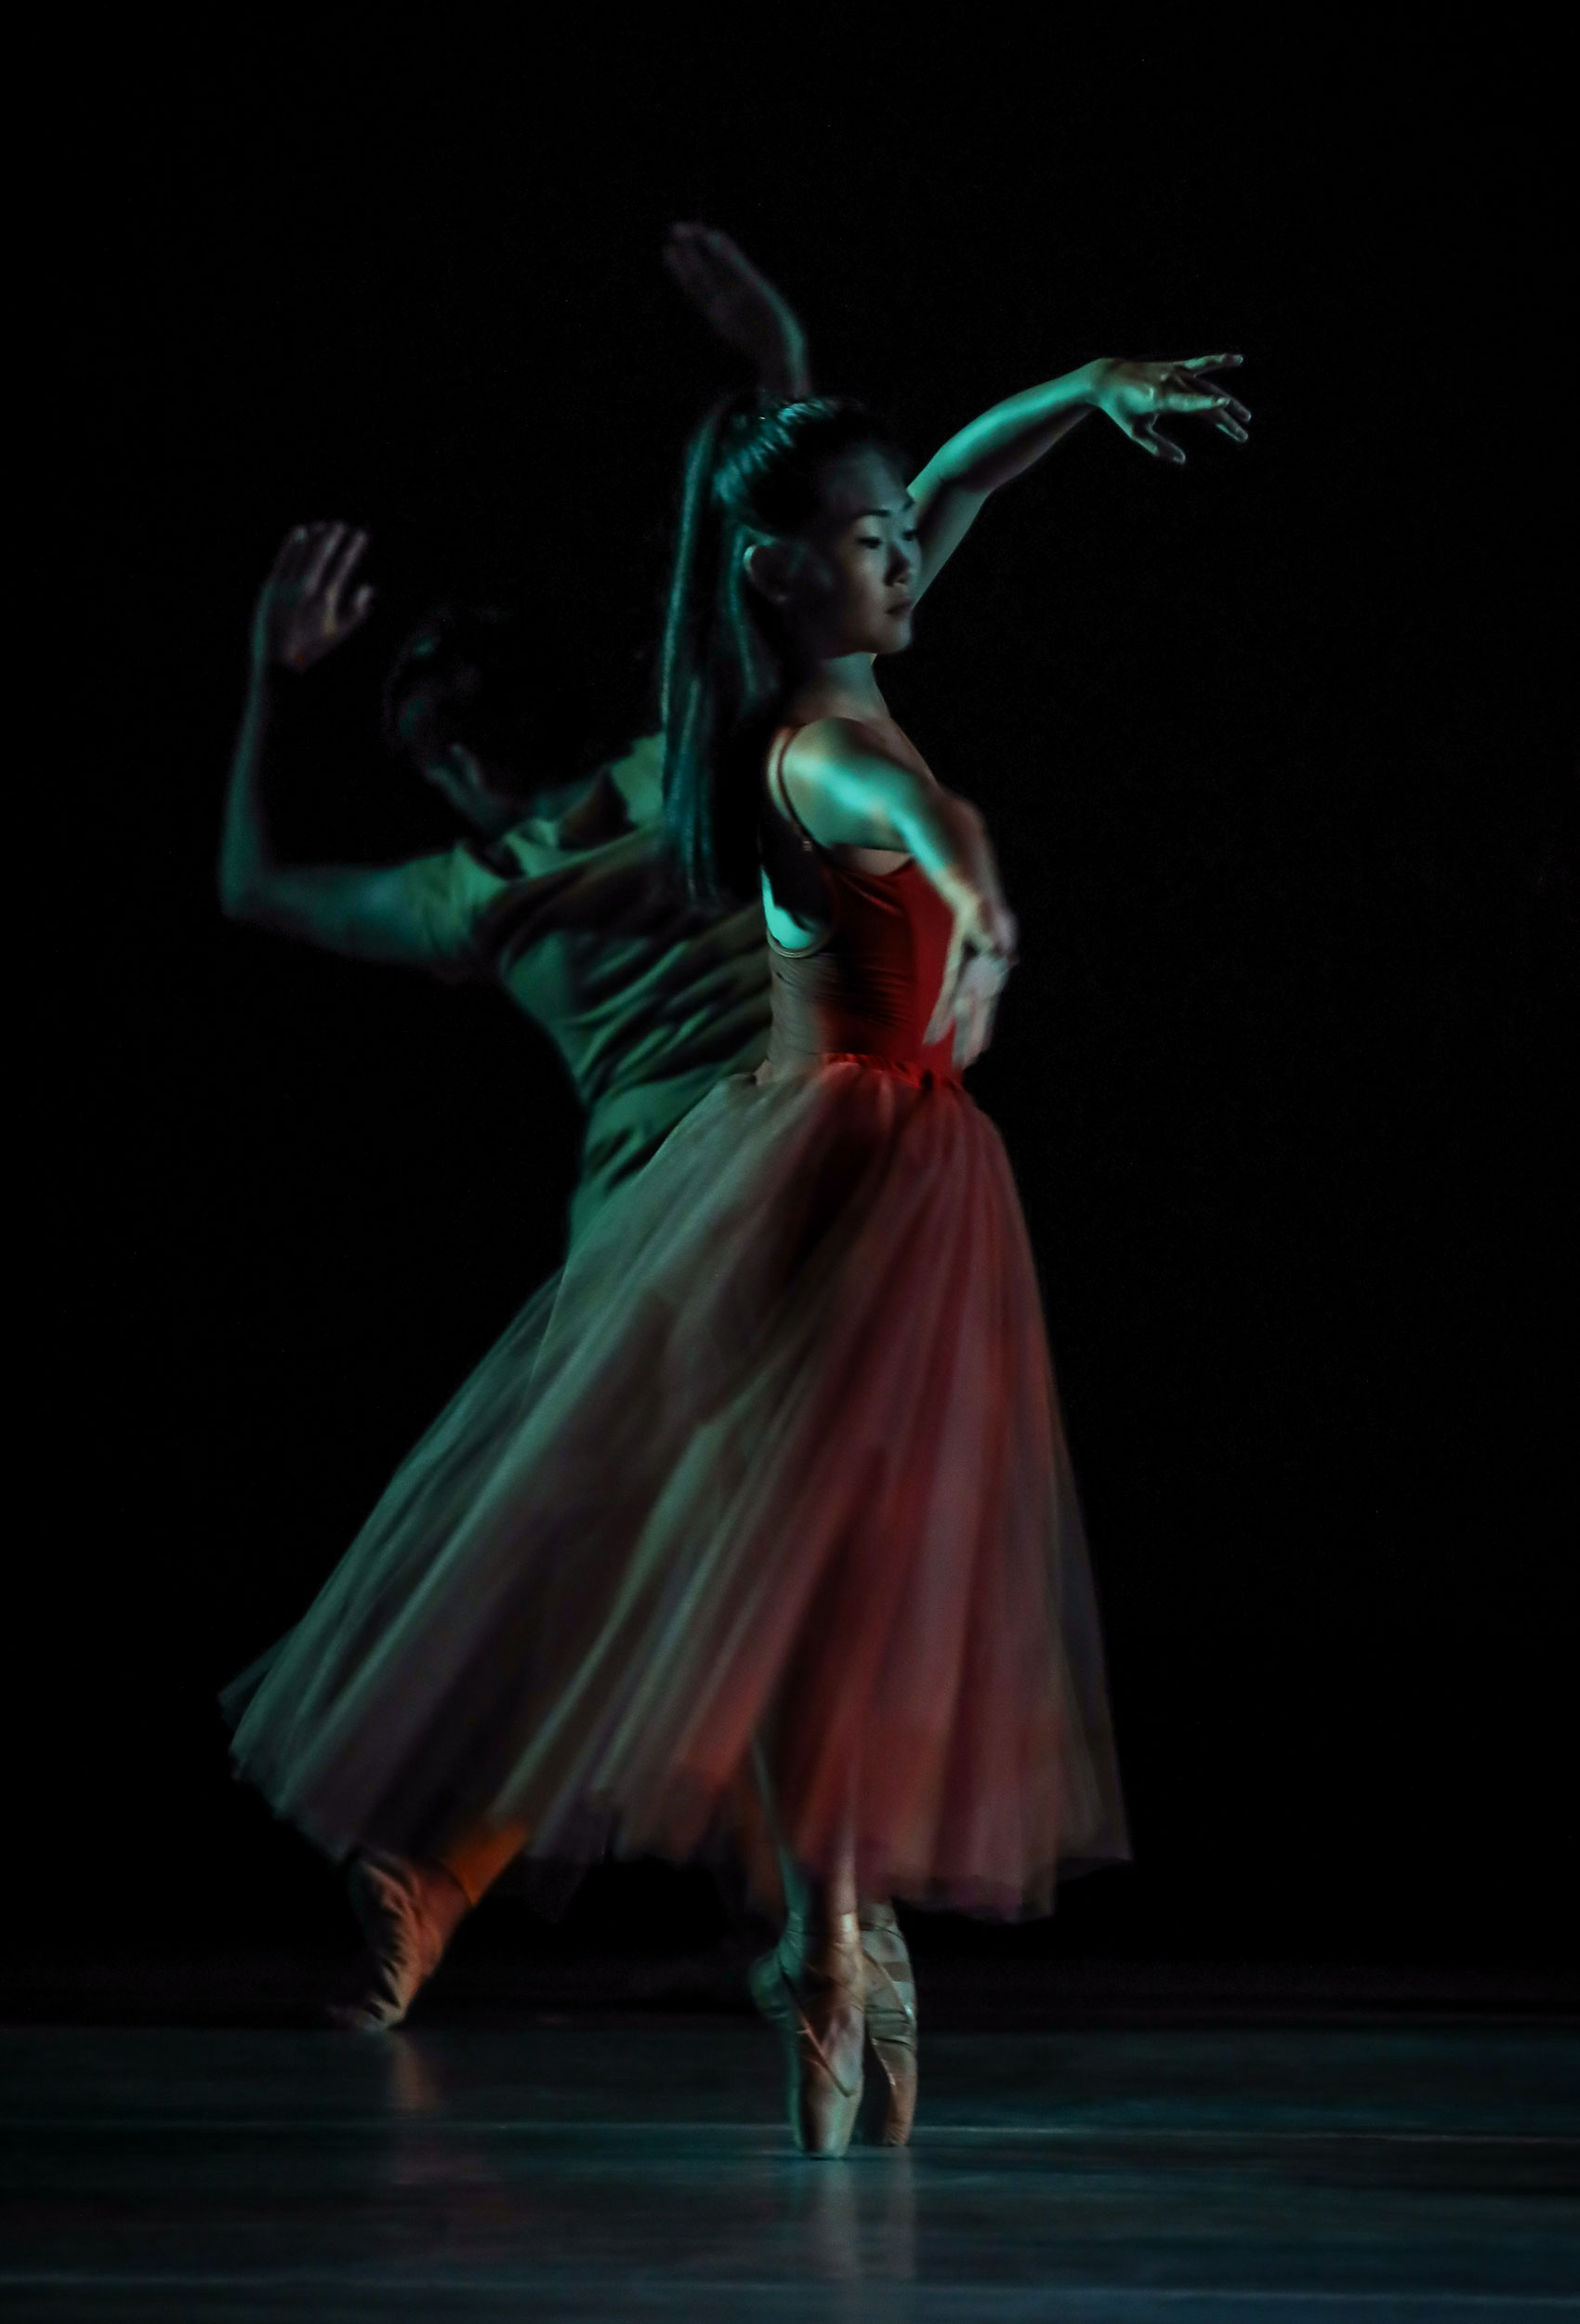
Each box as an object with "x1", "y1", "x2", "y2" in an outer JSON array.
[{"x1": 764, "y1": 726, "x2": 823, "y2": 854}]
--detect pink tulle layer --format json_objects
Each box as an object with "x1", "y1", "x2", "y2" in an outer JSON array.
[{"x1": 227, "y1": 1059, "x2": 1127, "y2": 1917}]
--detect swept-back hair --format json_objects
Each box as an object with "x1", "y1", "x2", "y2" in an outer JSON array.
[{"x1": 661, "y1": 394, "x2": 904, "y2": 904}]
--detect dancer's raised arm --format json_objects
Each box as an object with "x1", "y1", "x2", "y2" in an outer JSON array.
[
  {"x1": 218, "y1": 524, "x2": 448, "y2": 962},
  {"x1": 664, "y1": 224, "x2": 811, "y2": 400},
  {"x1": 910, "y1": 354, "x2": 1250, "y2": 600}
]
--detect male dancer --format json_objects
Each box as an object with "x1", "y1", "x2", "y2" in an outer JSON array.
[
  {"x1": 220, "y1": 226, "x2": 805, "y2": 1248},
  {"x1": 221, "y1": 229, "x2": 809, "y2": 2023}
]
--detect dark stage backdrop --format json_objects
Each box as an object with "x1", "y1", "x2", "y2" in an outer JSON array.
[{"x1": 44, "y1": 29, "x2": 1572, "y2": 1978}]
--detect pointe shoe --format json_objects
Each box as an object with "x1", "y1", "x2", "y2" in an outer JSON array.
[
  {"x1": 326, "y1": 1852, "x2": 469, "y2": 2032},
  {"x1": 858, "y1": 1904, "x2": 918, "y2": 2146},
  {"x1": 749, "y1": 1911, "x2": 865, "y2": 2159}
]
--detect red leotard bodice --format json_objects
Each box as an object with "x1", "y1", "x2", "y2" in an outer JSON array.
[{"x1": 763, "y1": 729, "x2": 960, "y2": 1085}]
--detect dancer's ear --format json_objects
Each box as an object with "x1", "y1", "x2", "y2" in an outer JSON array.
[{"x1": 743, "y1": 539, "x2": 797, "y2": 608}]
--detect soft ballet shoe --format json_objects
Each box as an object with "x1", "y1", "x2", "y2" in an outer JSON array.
[{"x1": 326, "y1": 1852, "x2": 469, "y2": 2032}]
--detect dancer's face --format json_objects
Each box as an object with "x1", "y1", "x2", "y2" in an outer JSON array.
[{"x1": 760, "y1": 449, "x2": 920, "y2": 662}]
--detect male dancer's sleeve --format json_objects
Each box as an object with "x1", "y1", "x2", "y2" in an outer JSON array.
[{"x1": 390, "y1": 838, "x2": 542, "y2": 983}]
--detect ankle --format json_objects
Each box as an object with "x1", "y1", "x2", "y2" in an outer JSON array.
[
  {"x1": 415, "y1": 1859, "x2": 471, "y2": 1934},
  {"x1": 799, "y1": 1908, "x2": 861, "y2": 1975},
  {"x1": 420, "y1": 1858, "x2": 476, "y2": 1921}
]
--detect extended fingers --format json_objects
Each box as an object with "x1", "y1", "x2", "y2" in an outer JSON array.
[
  {"x1": 1168, "y1": 357, "x2": 1251, "y2": 426},
  {"x1": 1161, "y1": 386, "x2": 1236, "y2": 413},
  {"x1": 1166, "y1": 369, "x2": 1251, "y2": 423},
  {"x1": 955, "y1": 995, "x2": 982, "y2": 1071},
  {"x1": 300, "y1": 522, "x2": 347, "y2": 595},
  {"x1": 952, "y1": 949, "x2": 1013, "y2": 1064},
  {"x1": 925, "y1": 927, "x2": 968, "y2": 1046},
  {"x1": 954, "y1": 956, "x2": 1009, "y2": 1067},
  {"x1": 1127, "y1": 417, "x2": 1186, "y2": 465},
  {"x1": 269, "y1": 524, "x2": 312, "y2": 584},
  {"x1": 924, "y1": 979, "x2": 956, "y2": 1049},
  {"x1": 322, "y1": 526, "x2": 369, "y2": 614},
  {"x1": 967, "y1": 982, "x2": 1003, "y2": 1068}
]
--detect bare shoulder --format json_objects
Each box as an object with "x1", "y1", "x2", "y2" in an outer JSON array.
[
  {"x1": 783, "y1": 716, "x2": 928, "y2": 786},
  {"x1": 778, "y1": 716, "x2": 931, "y2": 859}
]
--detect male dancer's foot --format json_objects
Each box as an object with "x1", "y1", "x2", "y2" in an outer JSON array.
[{"x1": 326, "y1": 1852, "x2": 470, "y2": 2031}]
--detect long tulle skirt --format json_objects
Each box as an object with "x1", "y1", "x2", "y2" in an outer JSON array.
[{"x1": 226, "y1": 1061, "x2": 1127, "y2": 1917}]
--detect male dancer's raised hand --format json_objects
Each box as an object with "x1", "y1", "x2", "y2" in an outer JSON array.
[{"x1": 253, "y1": 522, "x2": 375, "y2": 673}]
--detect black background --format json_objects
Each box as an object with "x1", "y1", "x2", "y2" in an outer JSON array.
[{"x1": 42, "y1": 23, "x2": 1573, "y2": 1987}]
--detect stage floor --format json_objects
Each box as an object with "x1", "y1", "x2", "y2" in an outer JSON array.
[{"x1": 3, "y1": 2014, "x2": 1576, "y2": 2319}]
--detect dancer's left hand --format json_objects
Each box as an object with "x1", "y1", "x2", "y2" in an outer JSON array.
[
  {"x1": 947, "y1": 948, "x2": 1014, "y2": 1071},
  {"x1": 927, "y1": 887, "x2": 1019, "y2": 1071},
  {"x1": 664, "y1": 223, "x2": 811, "y2": 400},
  {"x1": 1086, "y1": 355, "x2": 1251, "y2": 464}
]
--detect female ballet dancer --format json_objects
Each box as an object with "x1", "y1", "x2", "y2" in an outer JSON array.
[{"x1": 227, "y1": 349, "x2": 1248, "y2": 2148}]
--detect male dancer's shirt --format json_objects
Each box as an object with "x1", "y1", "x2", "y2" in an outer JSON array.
[{"x1": 398, "y1": 767, "x2": 770, "y2": 1244}]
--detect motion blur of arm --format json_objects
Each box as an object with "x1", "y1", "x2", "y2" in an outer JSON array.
[
  {"x1": 910, "y1": 353, "x2": 1251, "y2": 600},
  {"x1": 599, "y1": 224, "x2": 816, "y2": 795},
  {"x1": 218, "y1": 524, "x2": 445, "y2": 964},
  {"x1": 664, "y1": 223, "x2": 813, "y2": 400},
  {"x1": 783, "y1": 721, "x2": 1018, "y2": 1070}
]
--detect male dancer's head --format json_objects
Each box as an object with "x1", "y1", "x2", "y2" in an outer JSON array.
[{"x1": 382, "y1": 605, "x2": 645, "y2": 839}]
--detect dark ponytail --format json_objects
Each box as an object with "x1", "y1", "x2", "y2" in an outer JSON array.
[{"x1": 661, "y1": 393, "x2": 903, "y2": 905}]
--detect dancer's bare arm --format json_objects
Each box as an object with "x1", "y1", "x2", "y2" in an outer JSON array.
[
  {"x1": 219, "y1": 524, "x2": 444, "y2": 963},
  {"x1": 909, "y1": 355, "x2": 1251, "y2": 601},
  {"x1": 782, "y1": 721, "x2": 1017, "y2": 1069},
  {"x1": 664, "y1": 223, "x2": 812, "y2": 400}
]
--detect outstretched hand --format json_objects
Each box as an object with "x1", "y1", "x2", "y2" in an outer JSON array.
[
  {"x1": 1087, "y1": 355, "x2": 1251, "y2": 464},
  {"x1": 664, "y1": 222, "x2": 811, "y2": 401},
  {"x1": 252, "y1": 522, "x2": 375, "y2": 673},
  {"x1": 926, "y1": 888, "x2": 1020, "y2": 1072}
]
